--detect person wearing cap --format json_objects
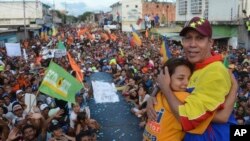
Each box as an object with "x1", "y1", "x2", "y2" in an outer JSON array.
[
  {"x1": 11, "y1": 102, "x2": 28, "y2": 128},
  {"x1": 2, "y1": 93, "x2": 12, "y2": 112},
  {"x1": 15, "y1": 90, "x2": 25, "y2": 106},
  {"x1": 101, "y1": 59, "x2": 111, "y2": 72},
  {"x1": 40, "y1": 103, "x2": 50, "y2": 120},
  {"x1": 147, "y1": 17, "x2": 238, "y2": 141}
]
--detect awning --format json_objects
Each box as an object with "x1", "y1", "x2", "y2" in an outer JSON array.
[
  {"x1": 212, "y1": 25, "x2": 238, "y2": 39},
  {"x1": 149, "y1": 26, "x2": 183, "y2": 41},
  {"x1": 150, "y1": 26, "x2": 182, "y2": 34}
]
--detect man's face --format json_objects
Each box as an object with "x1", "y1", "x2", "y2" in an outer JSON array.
[
  {"x1": 23, "y1": 127, "x2": 36, "y2": 141},
  {"x1": 13, "y1": 106, "x2": 23, "y2": 117},
  {"x1": 3, "y1": 97, "x2": 10, "y2": 105},
  {"x1": 182, "y1": 30, "x2": 213, "y2": 64}
]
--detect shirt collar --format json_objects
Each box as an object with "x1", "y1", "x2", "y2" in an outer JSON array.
[{"x1": 195, "y1": 54, "x2": 223, "y2": 70}]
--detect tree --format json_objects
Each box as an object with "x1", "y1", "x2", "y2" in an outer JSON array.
[
  {"x1": 66, "y1": 15, "x2": 77, "y2": 24},
  {"x1": 78, "y1": 12, "x2": 94, "y2": 22}
]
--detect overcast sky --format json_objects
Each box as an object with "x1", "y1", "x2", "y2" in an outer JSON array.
[
  {"x1": 41, "y1": 0, "x2": 120, "y2": 16},
  {"x1": 0, "y1": 0, "x2": 175, "y2": 16}
]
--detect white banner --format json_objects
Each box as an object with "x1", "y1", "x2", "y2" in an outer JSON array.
[
  {"x1": 92, "y1": 81, "x2": 119, "y2": 103},
  {"x1": 5, "y1": 43, "x2": 22, "y2": 57},
  {"x1": 54, "y1": 49, "x2": 67, "y2": 58},
  {"x1": 41, "y1": 48, "x2": 54, "y2": 59}
]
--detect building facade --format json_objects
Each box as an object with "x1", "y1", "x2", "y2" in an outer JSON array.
[
  {"x1": 0, "y1": 1, "x2": 52, "y2": 42},
  {"x1": 120, "y1": 0, "x2": 143, "y2": 31},
  {"x1": 110, "y1": 1, "x2": 122, "y2": 23},
  {"x1": 110, "y1": 0, "x2": 176, "y2": 32},
  {"x1": 142, "y1": 1, "x2": 175, "y2": 26},
  {"x1": 176, "y1": 0, "x2": 250, "y2": 49}
]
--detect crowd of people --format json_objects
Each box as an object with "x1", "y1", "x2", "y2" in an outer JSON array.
[{"x1": 0, "y1": 17, "x2": 249, "y2": 141}]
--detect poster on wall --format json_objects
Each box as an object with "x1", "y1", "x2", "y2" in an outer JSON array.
[{"x1": 5, "y1": 43, "x2": 22, "y2": 57}]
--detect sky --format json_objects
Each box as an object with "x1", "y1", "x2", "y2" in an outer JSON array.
[
  {"x1": 0, "y1": 0, "x2": 175, "y2": 16},
  {"x1": 41, "y1": 0, "x2": 120, "y2": 16}
]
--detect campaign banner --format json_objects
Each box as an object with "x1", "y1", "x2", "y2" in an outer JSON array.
[
  {"x1": 39, "y1": 61, "x2": 83, "y2": 103},
  {"x1": 92, "y1": 81, "x2": 119, "y2": 103},
  {"x1": 5, "y1": 43, "x2": 22, "y2": 57}
]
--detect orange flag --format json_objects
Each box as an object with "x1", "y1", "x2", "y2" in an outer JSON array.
[
  {"x1": 78, "y1": 28, "x2": 87, "y2": 37},
  {"x1": 101, "y1": 33, "x2": 109, "y2": 41},
  {"x1": 86, "y1": 32, "x2": 94, "y2": 40},
  {"x1": 67, "y1": 52, "x2": 84, "y2": 82},
  {"x1": 145, "y1": 28, "x2": 149, "y2": 38},
  {"x1": 110, "y1": 33, "x2": 117, "y2": 41},
  {"x1": 67, "y1": 36, "x2": 74, "y2": 46}
]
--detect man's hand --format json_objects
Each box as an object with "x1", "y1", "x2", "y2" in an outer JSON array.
[
  {"x1": 146, "y1": 96, "x2": 157, "y2": 121},
  {"x1": 157, "y1": 66, "x2": 171, "y2": 90},
  {"x1": 54, "y1": 109, "x2": 64, "y2": 118},
  {"x1": 6, "y1": 128, "x2": 21, "y2": 141}
]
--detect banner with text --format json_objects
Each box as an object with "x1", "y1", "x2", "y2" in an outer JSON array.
[{"x1": 39, "y1": 61, "x2": 83, "y2": 103}]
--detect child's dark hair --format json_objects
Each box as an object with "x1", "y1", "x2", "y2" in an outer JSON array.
[
  {"x1": 22, "y1": 124, "x2": 35, "y2": 134},
  {"x1": 164, "y1": 58, "x2": 194, "y2": 76},
  {"x1": 77, "y1": 111, "x2": 87, "y2": 122}
]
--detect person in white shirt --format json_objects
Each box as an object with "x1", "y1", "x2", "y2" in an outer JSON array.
[{"x1": 69, "y1": 103, "x2": 80, "y2": 129}]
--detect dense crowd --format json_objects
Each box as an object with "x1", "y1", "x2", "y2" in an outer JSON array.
[{"x1": 0, "y1": 23, "x2": 249, "y2": 141}]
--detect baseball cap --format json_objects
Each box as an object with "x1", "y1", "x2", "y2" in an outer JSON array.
[
  {"x1": 40, "y1": 104, "x2": 49, "y2": 111},
  {"x1": 180, "y1": 17, "x2": 212, "y2": 37},
  {"x1": 48, "y1": 107, "x2": 60, "y2": 117},
  {"x1": 16, "y1": 90, "x2": 23, "y2": 95},
  {"x1": 12, "y1": 102, "x2": 22, "y2": 112},
  {"x1": 2, "y1": 93, "x2": 9, "y2": 99}
]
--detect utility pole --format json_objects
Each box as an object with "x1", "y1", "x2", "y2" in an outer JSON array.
[
  {"x1": 52, "y1": 0, "x2": 55, "y2": 25},
  {"x1": 166, "y1": 5, "x2": 169, "y2": 27},
  {"x1": 64, "y1": 0, "x2": 67, "y2": 24},
  {"x1": 23, "y1": 0, "x2": 27, "y2": 39}
]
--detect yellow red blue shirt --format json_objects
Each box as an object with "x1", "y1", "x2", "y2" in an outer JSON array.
[{"x1": 179, "y1": 55, "x2": 231, "y2": 132}]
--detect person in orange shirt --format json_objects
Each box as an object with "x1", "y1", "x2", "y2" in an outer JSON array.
[{"x1": 143, "y1": 58, "x2": 194, "y2": 141}]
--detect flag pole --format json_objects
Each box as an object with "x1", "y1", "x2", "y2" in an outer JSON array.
[
  {"x1": 28, "y1": 90, "x2": 40, "y2": 113},
  {"x1": 28, "y1": 60, "x2": 52, "y2": 113}
]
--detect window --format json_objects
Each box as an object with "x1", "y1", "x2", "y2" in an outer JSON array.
[
  {"x1": 156, "y1": 5, "x2": 159, "y2": 8},
  {"x1": 126, "y1": 5, "x2": 129, "y2": 8},
  {"x1": 204, "y1": 0, "x2": 208, "y2": 19},
  {"x1": 135, "y1": 5, "x2": 138, "y2": 8},
  {"x1": 178, "y1": 0, "x2": 187, "y2": 15},
  {"x1": 0, "y1": 41, "x2": 5, "y2": 48},
  {"x1": 191, "y1": 0, "x2": 202, "y2": 14}
]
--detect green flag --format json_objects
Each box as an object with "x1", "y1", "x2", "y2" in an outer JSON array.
[
  {"x1": 39, "y1": 61, "x2": 83, "y2": 103},
  {"x1": 0, "y1": 65, "x2": 4, "y2": 71},
  {"x1": 57, "y1": 41, "x2": 66, "y2": 50},
  {"x1": 48, "y1": 29, "x2": 52, "y2": 36},
  {"x1": 246, "y1": 21, "x2": 250, "y2": 31},
  {"x1": 223, "y1": 56, "x2": 229, "y2": 68}
]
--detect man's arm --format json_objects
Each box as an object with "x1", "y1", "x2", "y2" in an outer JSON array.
[{"x1": 213, "y1": 71, "x2": 238, "y2": 123}]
